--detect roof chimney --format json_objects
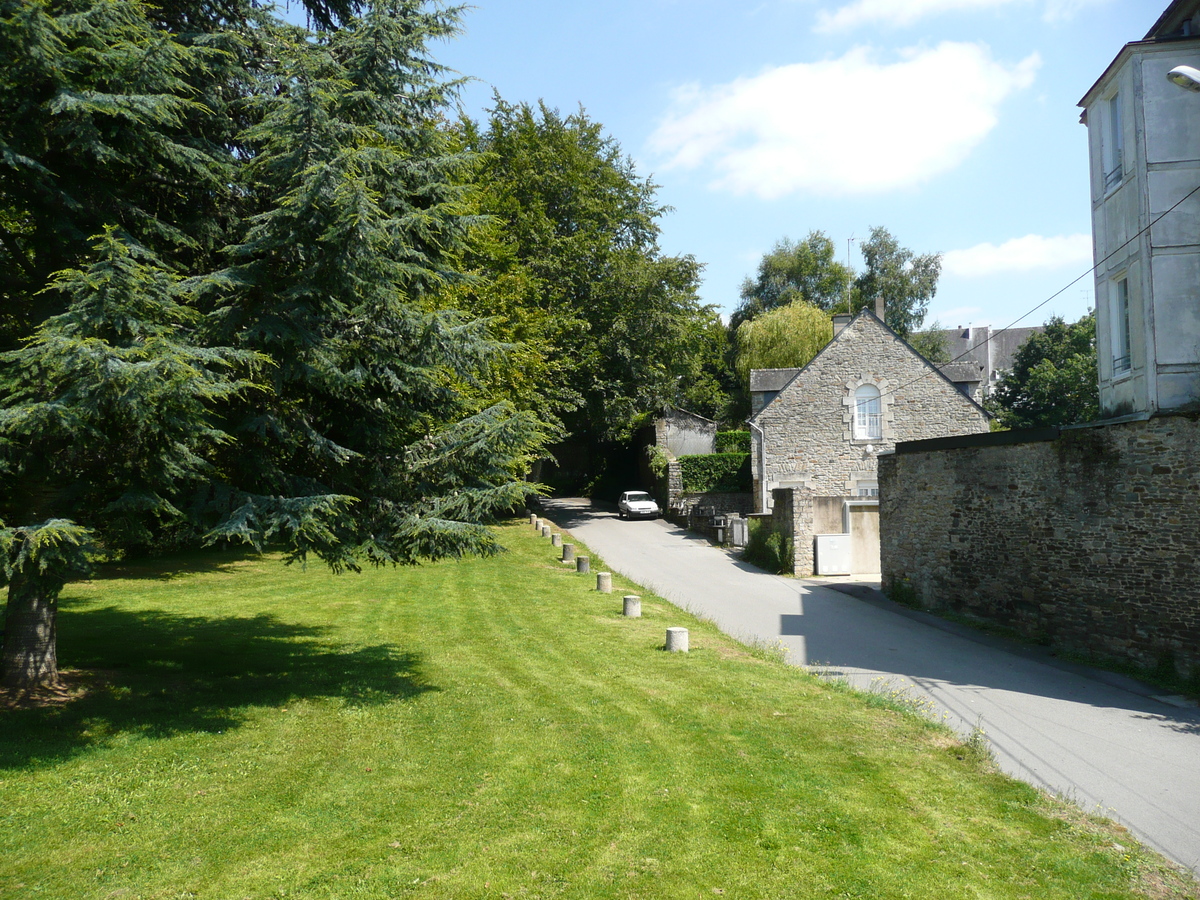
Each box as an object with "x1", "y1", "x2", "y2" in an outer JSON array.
[
  {"x1": 874, "y1": 295, "x2": 885, "y2": 322},
  {"x1": 832, "y1": 314, "x2": 852, "y2": 336}
]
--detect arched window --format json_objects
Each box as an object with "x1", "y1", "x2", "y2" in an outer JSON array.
[{"x1": 854, "y1": 385, "x2": 881, "y2": 439}]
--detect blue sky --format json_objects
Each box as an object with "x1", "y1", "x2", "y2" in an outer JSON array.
[{"x1": 427, "y1": 1, "x2": 1156, "y2": 331}]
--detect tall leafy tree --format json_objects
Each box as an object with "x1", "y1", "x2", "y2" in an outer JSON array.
[
  {"x1": 733, "y1": 301, "x2": 834, "y2": 386},
  {"x1": 462, "y1": 99, "x2": 720, "y2": 443},
  {"x1": 732, "y1": 231, "x2": 853, "y2": 329},
  {"x1": 853, "y1": 226, "x2": 942, "y2": 338},
  {"x1": 988, "y1": 314, "x2": 1098, "y2": 429}
]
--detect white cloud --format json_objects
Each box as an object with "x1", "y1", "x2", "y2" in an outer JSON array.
[
  {"x1": 813, "y1": 0, "x2": 1107, "y2": 32},
  {"x1": 815, "y1": 0, "x2": 1024, "y2": 33},
  {"x1": 942, "y1": 233, "x2": 1092, "y2": 277},
  {"x1": 647, "y1": 43, "x2": 1039, "y2": 199}
]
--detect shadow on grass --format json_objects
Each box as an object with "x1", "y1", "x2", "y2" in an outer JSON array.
[
  {"x1": 86, "y1": 546, "x2": 275, "y2": 582},
  {"x1": 0, "y1": 603, "x2": 437, "y2": 769}
]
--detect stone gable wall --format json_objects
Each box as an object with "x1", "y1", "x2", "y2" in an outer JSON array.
[
  {"x1": 879, "y1": 414, "x2": 1200, "y2": 679},
  {"x1": 751, "y1": 314, "x2": 989, "y2": 505}
]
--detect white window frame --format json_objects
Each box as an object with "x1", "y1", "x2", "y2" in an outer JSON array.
[
  {"x1": 1103, "y1": 92, "x2": 1124, "y2": 191},
  {"x1": 1111, "y1": 275, "x2": 1131, "y2": 374},
  {"x1": 853, "y1": 385, "x2": 882, "y2": 440},
  {"x1": 854, "y1": 480, "x2": 879, "y2": 498}
]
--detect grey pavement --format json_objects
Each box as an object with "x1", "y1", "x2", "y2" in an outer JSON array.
[{"x1": 539, "y1": 498, "x2": 1200, "y2": 874}]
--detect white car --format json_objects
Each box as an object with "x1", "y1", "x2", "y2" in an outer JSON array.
[{"x1": 618, "y1": 491, "x2": 660, "y2": 520}]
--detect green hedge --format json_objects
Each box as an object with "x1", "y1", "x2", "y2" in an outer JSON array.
[
  {"x1": 678, "y1": 453, "x2": 751, "y2": 493},
  {"x1": 715, "y1": 430, "x2": 751, "y2": 454}
]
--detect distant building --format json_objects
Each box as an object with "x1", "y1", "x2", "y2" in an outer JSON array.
[
  {"x1": 923, "y1": 324, "x2": 1044, "y2": 402},
  {"x1": 1078, "y1": 0, "x2": 1200, "y2": 417}
]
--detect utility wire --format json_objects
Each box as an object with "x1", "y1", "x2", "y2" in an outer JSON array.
[{"x1": 875, "y1": 181, "x2": 1200, "y2": 405}]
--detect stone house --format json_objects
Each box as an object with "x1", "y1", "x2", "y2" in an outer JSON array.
[
  {"x1": 749, "y1": 305, "x2": 990, "y2": 574},
  {"x1": 1079, "y1": 0, "x2": 1200, "y2": 417}
]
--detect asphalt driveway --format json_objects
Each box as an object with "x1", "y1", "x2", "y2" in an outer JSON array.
[{"x1": 539, "y1": 498, "x2": 1200, "y2": 874}]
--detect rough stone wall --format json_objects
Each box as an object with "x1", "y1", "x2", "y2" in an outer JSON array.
[
  {"x1": 879, "y1": 414, "x2": 1200, "y2": 678},
  {"x1": 771, "y1": 487, "x2": 814, "y2": 576},
  {"x1": 666, "y1": 458, "x2": 683, "y2": 510},
  {"x1": 751, "y1": 312, "x2": 989, "y2": 508}
]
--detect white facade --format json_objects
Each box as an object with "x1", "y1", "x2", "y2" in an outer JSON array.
[{"x1": 1079, "y1": 2, "x2": 1200, "y2": 417}]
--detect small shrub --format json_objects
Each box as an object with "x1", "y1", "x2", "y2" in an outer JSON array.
[
  {"x1": 678, "y1": 453, "x2": 750, "y2": 492},
  {"x1": 715, "y1": 430, "x2": 751, "y2": 454},
  {"x1": 743, "y1": 518, "x2": 793, "y2": 575}
]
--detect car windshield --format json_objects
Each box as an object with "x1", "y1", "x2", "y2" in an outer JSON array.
[{"x1": 625, "y1": 492, "x2": 652, "y2": 502}]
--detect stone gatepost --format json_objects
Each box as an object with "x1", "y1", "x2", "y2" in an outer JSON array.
[{"x1": 771, "y1": 486, "x2": 815, "y2": 576}]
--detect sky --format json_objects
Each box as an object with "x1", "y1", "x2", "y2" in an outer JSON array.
[{"x1": 422, "y1": 0, "x2": 1158, "y2": 331}]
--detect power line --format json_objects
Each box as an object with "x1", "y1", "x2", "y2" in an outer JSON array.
[{"x1": 877, "y1": 181, "x2": 1200, "y2": 405}]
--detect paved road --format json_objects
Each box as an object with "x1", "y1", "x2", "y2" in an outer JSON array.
[{"x1": 540, "y1": 498, "x2": 1200, "y2": 874}]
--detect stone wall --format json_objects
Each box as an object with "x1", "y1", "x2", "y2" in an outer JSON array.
[
  {"x1": 666, "y1": 458, "x2": 683, "y2": 509},
  {"x1": 879, "y1": 414, "x2": 1200, "y2": 679},
  {"x1": 751, "y1": 311, "x2": 989, "y2": 510},
  {"x1": 676, "y1": 492, "x2": 754, "y2": 518},
  {"x1": 771, "y1": 487, "x2": 813, "y2": 577}
]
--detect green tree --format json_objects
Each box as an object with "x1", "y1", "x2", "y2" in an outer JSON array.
[
  {"x1": 733, "y1": 301, "x2": 833, "y2": 386},
  {"x1": 854, "y1": 227, "x2": 941, "y2": 338},
  {"x1": 207, "y1": 7, "x2": 546, "y2": 568},
  {"x1": 0, "y1": 233, "x2": 256, "y2": 687},
  {"x1": 988, "y1": 314, "x2": 1098, "y2": 429},
  {"x1": 908, "y1": 321, "x2": 951, "y2": 363},
  {"x1": 462, "y1": 99, "x2": 721, "y2": 443},
  {"x1": 0, "y1": 1, "x2": 549, "y2": 689},
  {"x1": 0, "y1": 0, "x2": 236, "y2": 351},
  {"x1": 732, "y1": 231, "x2": 853, "y2": 329}
]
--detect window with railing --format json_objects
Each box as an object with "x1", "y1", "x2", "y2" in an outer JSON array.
[
  {"x1": 1111, "y1": 276, "x2": 1131, "y2": 373},
  {"x1": 854, "y1": 385, "x2": 882, "y2": 440}
]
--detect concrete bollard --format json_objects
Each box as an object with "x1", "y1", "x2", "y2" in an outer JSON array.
[
  {"x1": 596, "y1": 572, "x2": 612, "y2": 593},
  {"x1": 666, "y1": 627, "x2": 689, "y2": 653},
  {"x1": 551, "y1": 533, "x2": 562, "y2": 547},
  {"x1": 541, "y1": 525, "x2": 551, "y2": 538},
  {"x1": 529, "y1": 513, "x2": 538, "y2": 526},
  {"x1": 576, "y1": 556, "x2": 590, "y2": 574},
  {"x1": 623, "y1": 595, "x2": 641, "y2": 617},
  {"x1": 561, "y1": 543, "x2": 575, "y2": 563},
  {"x1": 533, "y1": 517, "x2": 542, "y2": 532}
]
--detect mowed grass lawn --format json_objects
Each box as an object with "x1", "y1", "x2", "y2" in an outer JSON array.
[{"x1": 1, "y1": 520, "x2": 1194, "y2": 900}]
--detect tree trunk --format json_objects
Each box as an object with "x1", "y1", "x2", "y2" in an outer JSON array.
[{"x1": 2, "y1": 574, "x2": 60, "y2": 689}]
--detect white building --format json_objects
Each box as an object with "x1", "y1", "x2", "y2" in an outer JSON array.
[{"x1": 1079, "y1": 1, "x2": 1200, "y2": 418}]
